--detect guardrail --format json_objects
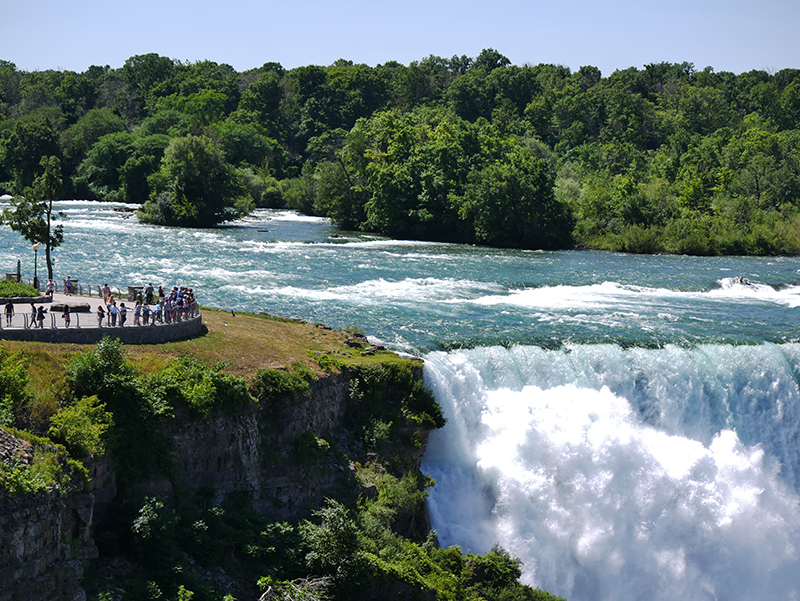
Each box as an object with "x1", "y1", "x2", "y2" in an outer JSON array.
[
  {"x1": 1, "y1": 303, "x2": 199, "y2": 331},
  {"x1": 14, "y1": 276, "x2": 126, "y2": 299}
]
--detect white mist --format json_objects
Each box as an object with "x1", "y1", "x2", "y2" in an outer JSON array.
[{"x1": 422, "y1": 345, "x2": 800, "y2": 600}]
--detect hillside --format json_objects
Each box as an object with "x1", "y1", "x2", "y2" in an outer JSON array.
[{"x1": 0, "y1": 311, "x2": 565, "y2": 601}]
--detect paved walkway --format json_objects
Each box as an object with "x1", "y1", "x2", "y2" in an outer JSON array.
[{"x1": 2, "y1": 292, "x2": 195, "y2": 331}]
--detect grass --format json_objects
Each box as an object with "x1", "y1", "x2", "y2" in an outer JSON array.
[{"x1": 0, "y1": 307, "x2": 415, "y2": 390}]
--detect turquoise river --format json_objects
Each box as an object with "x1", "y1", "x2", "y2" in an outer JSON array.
[{"x1": 3, "y1": 201, "x2": 800, "y2": 600}]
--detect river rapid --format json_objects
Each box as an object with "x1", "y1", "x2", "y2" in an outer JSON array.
[{"x1": 3, "y1": 202, "x2": 800, "y2": 599}]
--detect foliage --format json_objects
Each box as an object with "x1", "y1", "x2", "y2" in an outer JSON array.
[
  {"x1": 348, "y1": 363, "x2": 445, "y2": 435},
  {"x1": 1, "y1": 117, "x2": 61, "y2": 192},
  {"x1": 300, "y1": 498, "x2": 366, "y2": 586},
  {"x1": 0, "y1": 428, "x2": 87, "y2": 498},
  {"x1": 47, "y1": 394, "x2": 113, "y2": 457},
  {"x1": 141, "y1": 357, "x2": 252, "y2": 418},
  {"x1": 2, "y1": 54, "x2": 800, "y2": 255},
  {"x1": 1, "y1": 155, "x2": 64, "y2": 280},
  {"x1": 0, "y1": 279, "x2": 39, "y2": 297},
  {"x1": 293, "y1": 428, "x2": 331, "y2": 473},
  {"x1": 130, "y1": 495, "x2": 180, "y2": 567},
  {"x1": 65, "y1": 337, "x2": 135, "y2": 400},
  {"x1": 251, "y1": 364, "x2": 317, "y2": 405},
  {"x1": 138, "y1": 134, "x2": 247, "y2": 227},
  {"x1": 64, "y1": 337, "x2": 172, "y2": 491},
  {"x1": 0, "y1": 349, "x2": 31, "y2": 428}
]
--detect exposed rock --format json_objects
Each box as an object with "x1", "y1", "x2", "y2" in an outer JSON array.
[
  {"x1": 1, "y1": 362, "x2": 433, "y2": 600},
  {"x1": 49, "y1": 302, "x2": 91, "y2": 313}
]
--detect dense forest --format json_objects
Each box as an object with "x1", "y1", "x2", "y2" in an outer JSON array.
[{"x1": 1, "y1": 50, "x2": 799, "y2": 253}]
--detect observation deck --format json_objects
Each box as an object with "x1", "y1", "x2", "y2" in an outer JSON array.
[{"x1": 0, "y1": 290, "x2": 204, "y2": 344}]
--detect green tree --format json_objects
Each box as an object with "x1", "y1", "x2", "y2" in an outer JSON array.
[
  {"x1": 61, "y1": 107, "x2": 127, "y2": 170},
  {"x1": 55, "y1": 74, "x2": 98, "y2": 123},
  {"x1": 119, "y1": 134, "x2": 170, "y2": 203},
  {"x1": 458, "y1": 142, "x2": 573, "y2": 249},
  {"x1": 139, "y1": 134, "x2": 246, "y2": 227},
  {"x1": 1, "y1": 155, "x2": 64, "y2": 282},
  {"x1": 3, "y1": 117, "x2": 61, "y2": 192},
  {"x1": 238, "y1": 69, "x2": 284, "y2": 135},
  {"x1": 472, "y1": 48, "x2": 511, "y2": 72},
  {"x1": 75, "y1": 131, "x2": 137, "y2": 200}
]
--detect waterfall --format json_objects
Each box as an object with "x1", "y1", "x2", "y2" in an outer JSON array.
[{"x1": 422, "y1": 343, "x2": 800, "y2": 600}]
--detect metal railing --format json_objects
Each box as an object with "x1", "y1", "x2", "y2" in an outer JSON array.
[
  {"x1": 1, "y1": 302, "x2": 199, "y2": 331},
  {"x1": 3, "y1": 273, "x2": 199, "y2": 333},
  {"x1": 13, "y1": 276, "x2": 125, "y2": 299}
]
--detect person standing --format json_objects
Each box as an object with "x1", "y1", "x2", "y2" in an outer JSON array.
[
  {"x1": 119, "y1": 303, "x2": 128, "y2": 327},
  {"x1": 145, "y1": 283, "x2": 154, "y2": 305},
  {"x1": 109, "y1": 301, "x2": 118, "y2": 327},
  {"x1": 102, "y1": 283, "x2": 111, "y2": 304},
  {"x1": 62, "y1": 305, "x2": 71, "y2": 328},
  {"x1": 4, "y1": 300, "x2": 13, "y2": 326},
  {"x1": 36, "y1": 305, "x2": 47, "y2": 328},
  {"x1": 96, "y1": 304, "x2": 105, "y2": 327}
]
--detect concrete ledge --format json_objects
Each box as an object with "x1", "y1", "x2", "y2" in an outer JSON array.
[
  {"x1": 0, "y1": 314, "x2": 205, "y2": 344},
  {"x1": 3, "y1": 296, "x2": 52, "y2": 304}
]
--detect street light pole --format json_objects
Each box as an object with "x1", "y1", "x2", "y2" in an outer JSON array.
[{"x1": 33, "y1": 244, "x2": 39, "y2": 290}]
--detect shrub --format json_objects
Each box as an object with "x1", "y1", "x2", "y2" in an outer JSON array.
[
  {"x1": 0, "y1": 280, "x2": 39, "y2": 298},
  {"x1": 48, "y1": 394, "x2": 113, "y2": 457},
  {"x1": 130, "y1": 496, "x2": 180, "y2": 567},
  {"x1": 0, "y1": 430, "x2": 87, "y2": 497},
  {"x1": 251, "y1": 364, "x2": 316, "y2": 405},
  {"x1": 348, "y1": 363, "x2": 445, "y2": 434},
  {"x1": 143, "y1": 358, "x2": 252, "y2": 419},
  {"x1": 65, "y1": 337, "x2": 135, "y2": 401},
  {"x1": 300, "y1": 498, "x2": 366, "y2": 585},
  {"x1": 0, "y1": 349, "x2": 31, "y2": 428}
]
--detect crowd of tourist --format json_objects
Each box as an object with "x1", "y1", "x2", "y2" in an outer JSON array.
[
  {"x1": 97, "y1": 283, "x2": 198, "y2": 328},
  {"x1": 1, "y1": 281, "x2": 199, "y2": 330}
]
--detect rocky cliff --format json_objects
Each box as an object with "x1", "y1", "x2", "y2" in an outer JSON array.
[{"x1": 0, "y1": 361, "x2": 431, "y2": 601}]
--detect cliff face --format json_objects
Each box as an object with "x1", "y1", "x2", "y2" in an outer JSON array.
[
  {"x1": 145, "y1": 370, "x2": 360, "y2": 521},
  {"x1": 0, "y1": 429, "x2": 104, "y2": 601},
  {"x1": 0, "y1": 362, "x2": 431, "y2": 600}
]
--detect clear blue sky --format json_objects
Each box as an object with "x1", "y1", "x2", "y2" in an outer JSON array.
[{"x1": 2, "y1": 0, "x2": 798, "y2": 76}]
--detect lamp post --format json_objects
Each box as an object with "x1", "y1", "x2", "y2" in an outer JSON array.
[{"x1": 32, "y1": 244, "x2": 39, "y2": 290}]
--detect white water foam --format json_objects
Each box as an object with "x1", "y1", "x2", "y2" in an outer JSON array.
[
  {"x1": 464, "y1": 280, "x2": 800, "y2": 311},
  {"x1": 422, "y1": 344, "x2": 800, "y2": 600}
]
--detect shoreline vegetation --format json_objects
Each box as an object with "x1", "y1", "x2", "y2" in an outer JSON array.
[
  {"x1": 0, "y1": 52, "x2": 797, "y2": 254},
  {"x1": 0, "y1": 309, "x2": 567, "y2": 601}
]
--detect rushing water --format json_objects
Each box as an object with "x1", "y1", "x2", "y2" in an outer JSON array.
[{"x1": 3, "y1": 202, "x2": 800, "y2": 599}]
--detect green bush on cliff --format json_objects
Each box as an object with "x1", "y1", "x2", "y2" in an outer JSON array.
[
  {"x1": 251, "y1": 363, "x2": 317, "y2": 405},
  {"x1": 65, "y1": 338, "x2": 173, "y2": 491},
  {"x1": 347, "y1": 363, "x2": 445, "y2": 455},
  {"x1": 47, "y1": 394, "x2": 113, "y2": 457},
  {"x1": 0, "y1": 429, "x2": 87, "y2": 498},
  {"x1": 0, "y1": 348, "x2": 31, "y2": 428},
  {"x1": 66, "y1": 337, "x2": 136, "y2": 400},
  {"x1": 142, "y1": 357, "x2": 252, "y2": 418}
]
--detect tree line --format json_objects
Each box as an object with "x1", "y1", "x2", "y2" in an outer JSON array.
[{"x1": 1, "y1": 51, "x2": 799, "y2": 253}]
